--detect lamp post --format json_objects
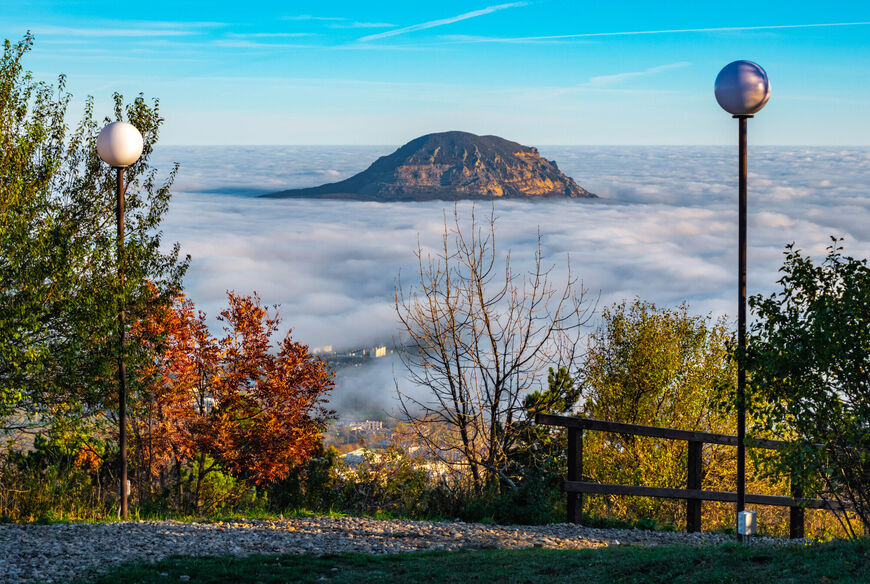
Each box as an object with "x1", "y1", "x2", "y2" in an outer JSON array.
[
  {"x1": 97, "y1": 121, "x2": 144, "y2": 520},
  {"x1": 714, "y1": 60, "x2": 771, "y2": 541}
]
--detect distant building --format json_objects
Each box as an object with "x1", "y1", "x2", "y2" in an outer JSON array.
[
  {"x1": 347, "y1": 420, "x2": 383, "y2": 433},
  {"x1": 320, "y1": 344, "x2": 394, "y2": 370}
]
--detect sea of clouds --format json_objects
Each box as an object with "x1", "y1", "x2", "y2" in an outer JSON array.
[{"x1": 149, "y1": 145, "x2": 870, "y2": 417}]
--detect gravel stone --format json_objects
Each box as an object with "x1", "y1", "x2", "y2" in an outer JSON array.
[{"x1": 0, "y1": 516, "x2": 804, "y2": 583}]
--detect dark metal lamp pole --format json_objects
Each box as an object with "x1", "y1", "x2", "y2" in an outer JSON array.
[
  {"x1": 116, "y1": 166, "x2": 128, "y2": 520},
  {"x1": 714, "y1": 60, "x2": 771, "y2": 542},
  {"x1": 97, "y1": 121, "x2": 144, "y2": 521},
  {"x1": 736, "y1": 113, "x2": 750, "y2": 541}
]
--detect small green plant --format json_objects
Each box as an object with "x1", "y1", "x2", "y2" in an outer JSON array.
[{"x1": 634, "y1": 518, "x2": 658, "y2": 531}]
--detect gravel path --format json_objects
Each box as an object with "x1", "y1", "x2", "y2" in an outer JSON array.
[{"x1": 0, "y1": 516, "x2": 801, "y2": 583}]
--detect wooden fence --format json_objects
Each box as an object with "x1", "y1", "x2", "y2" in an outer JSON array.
[{"x1": 535, "y1": 413, "x2": 852, "y2": 538}]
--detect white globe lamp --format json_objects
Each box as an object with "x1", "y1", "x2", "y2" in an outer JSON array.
[{"x1": 97, "y1": 121, "x2": 143, "y2": 168}]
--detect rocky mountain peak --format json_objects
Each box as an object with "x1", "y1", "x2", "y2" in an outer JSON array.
[{"x1": 263, "y1": 131, "x2": 595, "y2": 201}]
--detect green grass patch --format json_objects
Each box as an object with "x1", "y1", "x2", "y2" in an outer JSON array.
[{"x1": 69, "y1": 539, "x2": 870, "y2": 584}]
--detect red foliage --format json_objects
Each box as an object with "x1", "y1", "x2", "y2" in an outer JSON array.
[
  {"x1": 131, "y1": 291, "x2": 333, "y2": 489},
  {"x1": 206, "y1": 292, "x2": 333, "y2": 484}
]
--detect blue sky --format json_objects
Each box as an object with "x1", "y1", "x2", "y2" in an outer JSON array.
[{"x1": 3, "y1": 1, "x2": 869, "y2": 145}]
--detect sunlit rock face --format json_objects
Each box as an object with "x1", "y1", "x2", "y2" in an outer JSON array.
[{"x1": 263, "y1": 131, "x2": 595, "y2": 201}]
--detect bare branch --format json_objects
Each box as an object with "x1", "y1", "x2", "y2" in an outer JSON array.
[{"x1": 395, "y1": 203, "x2": 593, "y2": 491}]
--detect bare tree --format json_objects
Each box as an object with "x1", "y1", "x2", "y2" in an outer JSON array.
[{"x1": 395, "y1": 205, "x2": 594, "y2": 493}]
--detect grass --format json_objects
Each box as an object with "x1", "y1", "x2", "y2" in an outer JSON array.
[{"x1": 66, "y1": 539, "x2": 870, "y2": 584}]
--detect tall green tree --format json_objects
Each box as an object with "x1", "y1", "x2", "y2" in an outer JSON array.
[
  {"x1": 0, "y1": 34, "x2": 187, "y2": 442},
  {"x1": 580, "y1": 299, "x2": 738, "y2": 527},
  {"x1": 747, "y1": 239, "x2": 870, "y2": 538},
  {"x1": 0, "y1": 34, "x2": 68, "y2": 420},
  {"x1": 582, "y1": 300, "x2": 734, "y2": 430}
]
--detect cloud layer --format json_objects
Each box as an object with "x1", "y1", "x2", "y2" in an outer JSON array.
[{"x1": 151, "y1": 145, "x2": 870, "y2": 415}]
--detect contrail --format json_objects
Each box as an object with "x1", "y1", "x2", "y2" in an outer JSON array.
[
  {"x1": 359, "y1": 2, "x2": 527, "y2": 42},
  {"x1": 463, "y1": 21, "x2": 870, "y2": 42}
]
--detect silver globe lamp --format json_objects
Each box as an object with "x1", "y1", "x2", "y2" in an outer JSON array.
[
  {"x1": 715, "y1": 60, "x2": 771, "y2": 116},
  {"x1": 714, "y1": 60, "x2": 770, "y2": 542},
  {"x1": 97, "y1": 121, "x2": 143, "y2": 521}
]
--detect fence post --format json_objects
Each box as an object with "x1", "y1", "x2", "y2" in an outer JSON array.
[
  {"x1": 578, "y1": 429, "x2": 584, "y2": 521},
  {"x1": 789, "y1": 471, "x2": 805, "y2": 539},
  {"x1": 686, "y1": 440, "x2": 703, "y2": 533},
  {"x1": 567, "y1": 427, "x2": 583, "y2": 523}
]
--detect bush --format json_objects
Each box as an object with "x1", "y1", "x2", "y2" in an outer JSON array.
[
  {"x1": 747, "y1": 240, "x2": 870, "y2": 539},
  {"x1": 0, "y1": 437, "x2": 115, "y2": 521},
  {"x1": 336, "y1": 444, "x2": 431, "y2": 518},
  {"x1": 458, "y1": 474, "x2": 564, "y2": 525},
  {"x1": 267, "y1": 446, "x2": 341, "y2": 512}
]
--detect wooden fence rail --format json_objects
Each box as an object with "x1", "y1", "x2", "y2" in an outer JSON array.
[{"x1": 535, "y1": 413, "x2": 851, "y2": 538}]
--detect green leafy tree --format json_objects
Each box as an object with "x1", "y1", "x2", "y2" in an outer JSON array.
[
  {"x1": 0, "y1": 34, "x2": 187, "y2": 443},
  {"x1": 747, "y1": 239, "x2": 870, "y2": 538},
  {"x1": 580, "y1": 299, "x2": 739, "y2": 528},
  {"x1": 528, "y1": 366, "x2": 582, "y2": 416},
  {"x1": 507, "y1": 366, "x2": 580, "y2": 482},
  {"x1": 0, "y1": 34, "x2": 69, "y2": 420}
]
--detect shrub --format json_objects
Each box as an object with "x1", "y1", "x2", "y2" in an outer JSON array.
[{"x1": 747, "y1": 240, "x2": 870, "y2": 539}]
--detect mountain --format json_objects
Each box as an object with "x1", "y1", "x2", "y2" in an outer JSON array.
[{"x1": 261, "y1": 131, "x2": 595, "y2": 201}]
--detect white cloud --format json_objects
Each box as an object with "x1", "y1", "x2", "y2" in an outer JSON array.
[
  {"x1": 30, "y1": 25, "x2": 197, "y2": 37},
  {"x1": 332, "y1": 22, "x2": 396, "y2": 29},
  {"x1": 23, "y1": 19, "x2": 225, "y2": 39},
  {"x1": 443, "y1": 21, "x2": 870, "y2": 43},
  {"x1": 212, "y1": 39, "x2": 319, "y2": 49},
  {"x1": 282, "y1": 15, "x2": 345, "y2": 21},
  {"x1": 358, "y1": 2, "x2": 527, "y2": 42},
  {"x1": 587, "y1": 62, "x2": 691, "y2": 86},
  {"x1": 150, "y1": 145, "x2": 870, "y2": 414},
  {"x1": 225, "y1": 32, "x2": 314, "y2": 39}
]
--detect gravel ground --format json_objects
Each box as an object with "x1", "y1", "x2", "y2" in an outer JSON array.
[{"x1": 0, "y1": 516, "x2": 803, "y2": 583}]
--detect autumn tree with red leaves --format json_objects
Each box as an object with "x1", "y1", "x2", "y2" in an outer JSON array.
[
  {"x1": 129, "y1": 291, "x2": 212, "y2": 508},
  {"x1": 129, "y1": 291, "x2": 333, "y2": 512},
  {"x1": 208, "y1": 293, "x2": 333, "y2": 484}
]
